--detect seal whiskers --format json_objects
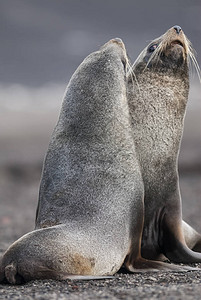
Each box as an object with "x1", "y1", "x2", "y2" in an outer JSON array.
[{"x1": 126, "y1": 61, "x2": 142, "y2": 96}]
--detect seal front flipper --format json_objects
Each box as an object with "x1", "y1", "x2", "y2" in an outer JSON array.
[
  {"x1": 182, "y1": 220, "x2": 201, "y2": 252},
  {"x1": 161, "y1": 215, "x2": 201, "y2": 263},
  {"x1": 125, "y1": 256, "x2": 198, "y2": 273}
]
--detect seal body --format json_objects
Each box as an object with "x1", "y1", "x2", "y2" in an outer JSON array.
[
  {"x1": 127, "y1": 26, "x2": 201, "y2": 263},
  {"x1": 0, "y1": 39, "x2": 144, "y2": 284}
]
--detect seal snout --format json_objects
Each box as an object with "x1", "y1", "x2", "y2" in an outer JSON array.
[
  {"x1": 102, "y1": 38, "x2": 126, "y2": 53},
  {"x1": 109, "y1": 38, "x2": 125, "y2": 49},
  {"x1": 162, "y1": 26, "x2": 188, "y2": 58},
  {"x1": 111, "y1": 38, "x2": 123, "y2": 44},
  {"x1": 173, "y1": 25, "x2": 182, "y2": 34}
]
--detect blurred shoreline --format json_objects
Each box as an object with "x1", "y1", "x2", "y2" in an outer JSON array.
[{"x1": 0, "y1": 81, "x2": 200, "y2": 170}]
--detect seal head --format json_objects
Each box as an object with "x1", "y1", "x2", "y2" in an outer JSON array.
[{"x1": 132, "y1": 26, "x2": 190, "y2": 75}]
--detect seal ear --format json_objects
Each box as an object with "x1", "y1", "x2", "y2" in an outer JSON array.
[{"x1": 121, "y1": 57, "x2": 127, "y2": 71}]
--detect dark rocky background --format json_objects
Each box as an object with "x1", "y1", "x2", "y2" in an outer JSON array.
[{"x1": 0, "y1": 0, "x2": 201, "y2": 299}]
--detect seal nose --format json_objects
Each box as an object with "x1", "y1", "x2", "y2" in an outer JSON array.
[
  {"x1": 113, "y1": 38, "x2": 123, "y2": 44},
  {"x1": 110, "y1": 38, "x2": 125, "y2": 50},
  {"x1": 173, "y1": 25, "x2": 182, "y2": 34}
]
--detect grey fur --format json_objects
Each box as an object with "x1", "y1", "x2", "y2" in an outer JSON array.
[
  {"x1": 127, "y1": 26, "x2": 201, "y2": 262},
  {"x1": 1, "y1": 32, "x2": 200, "y2": 285},
  {"x1": 0, "y1": 39, "x2": 144, "y2": 284}
]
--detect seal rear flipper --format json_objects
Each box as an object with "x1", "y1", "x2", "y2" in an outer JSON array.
[
  {"x1": 162, "y1": 217, "x2": 201, "y2": 263},
  {"x1": 182, "y1": 220, "x2": 201, "y2": 252},
  {"x1": 125, "y1": 257, "x2": 198, "y2": 273},
  {"x1": 61, "y1": 275, "x2": 114, "y2": 280},
  {"x1": 0, "y1": 261, "x2": 56, "y2": 284},
  {"x1": 21, "y1": 266, "x2": 114, "y2": 283},
  {"x1": 0, "y1": 262, "x2": 25, "y2": 285},
  {"x1": 0, "y1": 260, "x2": 114, "y2": 284},
  {"x1": 4, "y1": 263, "x2": 23, "y2": 284}
]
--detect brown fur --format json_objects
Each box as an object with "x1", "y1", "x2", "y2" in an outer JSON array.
[{"x1": 127, "y1": 26, "x2": 201, "y2": 263}]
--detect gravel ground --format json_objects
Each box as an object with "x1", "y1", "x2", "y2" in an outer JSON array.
[{"x1": 0, "y1": 271, "x2": 201, "y2": 300}]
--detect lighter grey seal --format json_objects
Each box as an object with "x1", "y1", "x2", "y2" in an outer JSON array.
[{"x1": 0, "y1": 38, "x2": 146, "y2": 284}]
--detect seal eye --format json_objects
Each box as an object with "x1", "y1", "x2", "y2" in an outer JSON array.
[{"x1": 148, "y1": 44, "x2": 158, "y2": 53}]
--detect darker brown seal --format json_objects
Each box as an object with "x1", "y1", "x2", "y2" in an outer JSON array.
[{"x1": 127, "y1": 25, "x2": 201, "y2": 263}]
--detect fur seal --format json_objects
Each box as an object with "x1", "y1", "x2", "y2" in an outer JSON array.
[
  {"x1": 127, "y1": 25, "x2": 201, "y2": 263},
  {"x1": 0, "y1": 35, "x2": 198, "y2": 285},
  {"x1": 0, "y1": 38, "x2": 146, "y2": 284}
]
